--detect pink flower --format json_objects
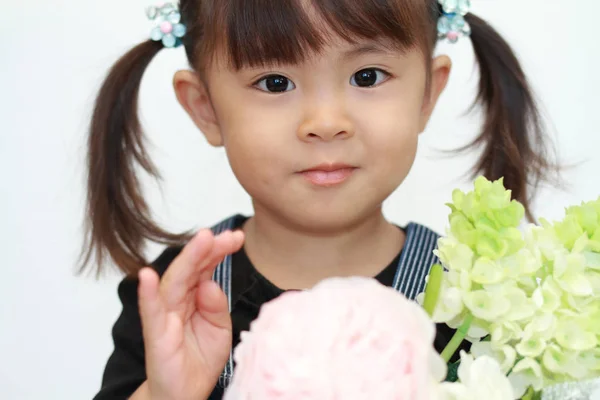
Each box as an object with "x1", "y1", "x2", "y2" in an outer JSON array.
[{"x1": 224, "y1": 277, "x2": 446, "y2": 400}]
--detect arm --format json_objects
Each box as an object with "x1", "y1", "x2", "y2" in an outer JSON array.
[
  {"x1": 93, "y1": 276, "x2": 149, "y2": 400},
  {"x1": 94, "y1": 248, "x2": 181, "y2": 400}
]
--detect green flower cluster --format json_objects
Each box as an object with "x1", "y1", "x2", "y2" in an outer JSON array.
[{"x1": 425, "y1": 177, "x2": 600, "y2": 398}]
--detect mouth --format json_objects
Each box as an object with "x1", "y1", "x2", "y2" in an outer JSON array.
[{"x1": 298, "y1": 163, "x2": 358, "y2": 187}]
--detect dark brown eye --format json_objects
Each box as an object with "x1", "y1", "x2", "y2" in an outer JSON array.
[
  {"x1": 351, "y1": 68, "x2": 389, "y2": 87},
  {"x1": 255, "y1": 75, "x2": 295, "y2": 93}
]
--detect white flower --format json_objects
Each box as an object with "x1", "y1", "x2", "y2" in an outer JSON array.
[
  {"x1": 437, "y1": 351, "x2": 516, "y2": 400},
  {"x1": 508, "y1": 358, "x2": 544, "y2": 398},
  {"x1": 470, "y1": 342, "x2": 516, "y2": 374}
]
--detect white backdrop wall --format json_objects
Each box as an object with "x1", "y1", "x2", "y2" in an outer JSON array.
[{"x1": 1, "y1": 0, "x2": 599, "y2": 398}]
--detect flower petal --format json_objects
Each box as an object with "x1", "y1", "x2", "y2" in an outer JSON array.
[
  {"x1": 471, "y1": 257, "x2": 504, "y2": 284},
  {"x1": 150, "y1": 27, "x2": 163, "y2": 41},
  {"x1": 162, "y1": 34, "x2": 177, "y2": 48},
  {"x1": 508, "y1": 358, "x2": 544, "y2": 397},
  {"x1": 464, "y1": 290, "x2": 510, "y2": 321},
  {"x1": 173, "y1": 23, "x2": 186, "y2": 38}
]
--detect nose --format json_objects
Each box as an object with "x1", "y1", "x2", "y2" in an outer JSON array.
[{"x1": 296, "y1": 101, "x2": 355, "y2": 143}]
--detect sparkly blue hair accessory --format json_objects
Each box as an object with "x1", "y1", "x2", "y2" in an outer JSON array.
[
  {"x1": 437, "y1": 0, "x2": 472, "y2": 43},
  {"x1": 146, "y1": 2, "x2": 187, "y2": 48}
]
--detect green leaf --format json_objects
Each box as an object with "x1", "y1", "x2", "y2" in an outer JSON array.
[{"x1": 445, "y1": 360, "x2": 460, "y2": 382}]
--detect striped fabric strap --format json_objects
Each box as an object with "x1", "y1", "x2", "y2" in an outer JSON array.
[
  {"x1": 210, "y1": 216, "x2": 237, "y2": 388},
  {"x1": 392, "y1": 223, "x2": 441, "y2": 300}
]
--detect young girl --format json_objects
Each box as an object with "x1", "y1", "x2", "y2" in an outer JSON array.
[{"x1": 83, "y1": 0, "x2": 556, "y2": 399}]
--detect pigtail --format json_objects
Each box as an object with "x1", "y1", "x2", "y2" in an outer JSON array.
[
  {"x1": 80, "y1": 40, "x2": 191, "y2": 277},
  {"x1": 462, "y1": 13, "x2": 558, "y2": 221}
]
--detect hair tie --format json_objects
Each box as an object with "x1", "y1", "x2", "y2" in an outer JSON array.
[
  {"x1": 146, "y1": 2, "x2": 187, "y2": 48},
  {"x1": 437, "y1": 0, "x2": 472, "y2": 43}
]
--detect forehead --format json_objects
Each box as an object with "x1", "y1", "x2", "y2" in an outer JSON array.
[{"x1": 199, "y1": 0, "x2": 435, "y2": 71}]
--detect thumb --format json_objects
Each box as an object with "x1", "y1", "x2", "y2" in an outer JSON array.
[
  {"x1": 195, "y1": 280, "x2": 231, "y2": 331},
  {"x1": 138, "y1": 267, "x2": 167, "y2": 343}
]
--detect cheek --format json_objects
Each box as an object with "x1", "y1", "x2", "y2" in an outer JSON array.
[
  {"x1": 363, "y1": 111, "x2": 420, "y2": 178},
  {"x1": 379, "y1": 133, "x2": 419, "y2": 183},
  {"x1": 222, "y1": 126, "x2": 289, "y2": 192},
  {"x1": 356, "y1": 79, "x2": 425, "y2": 168},
  {"x1": 225, "y1": 136, "x2": 267, "y2": 183},
  {"x1": 217, "y1": 106, "x2": 271, "y2": 169},
  {"x1": 217, "y1": 97, "x2": 299, "y2": 176}
]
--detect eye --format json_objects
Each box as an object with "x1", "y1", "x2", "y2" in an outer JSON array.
[
  {"x1": 254, "y1": 74, "x2": 296, "y2": 93},
  {"x1": 350, "y1": 68, "x2": 390, "y2": 88}
]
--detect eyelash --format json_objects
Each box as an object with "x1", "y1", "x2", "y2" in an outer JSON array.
[{"x1": 252, "y1": 68, "x2": 392, "y2": 94}]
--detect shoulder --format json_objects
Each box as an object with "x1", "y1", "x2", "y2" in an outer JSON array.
[
  {"x1": 403, "y1": 222, "x2": 442, "y2": 249},
  {"x1": 391, "y1": 222, "x2": 442, "y2": 299},
  {"x1": 405, "y1": 222, "x2": 441, "y2": 236}
]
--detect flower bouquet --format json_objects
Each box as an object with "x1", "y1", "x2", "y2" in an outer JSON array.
[{"x1": 224, "y1": 177, "x2": 600, "y2": 400}]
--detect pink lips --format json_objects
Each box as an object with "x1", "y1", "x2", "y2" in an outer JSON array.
[{"x1": 299, "y1": 164, "x2": 357, "y2": 187}]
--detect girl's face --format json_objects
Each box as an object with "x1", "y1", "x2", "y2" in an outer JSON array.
[{"x1": 175, "y1": 35, "x2": 450, "y2": 231}]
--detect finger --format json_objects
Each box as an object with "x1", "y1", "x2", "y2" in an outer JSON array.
[
  {"x1": 160, "y1": 229, "x2": 215, "y2": 306},
  {"x1": 195, "y1": 280, "x2": 232, "y2": 331},
  {"x1": 231, "y1": 230, "x2": 245, "y2": 251},
  {"x1": 197, "y1": 231, "x2": 231, "y2": 282},
  {"x1": 212, "y1": 230, "x2": 244, "y2": 263},
  {"x1": 138, "y1": 267, "x2": 167, "y2": 343},
  {"x1": 198, "y1": 230, "x2": 245, "y2": 282}
]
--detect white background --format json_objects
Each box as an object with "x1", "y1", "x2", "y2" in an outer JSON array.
[{"x1": 1, "y1": 0, "x2": 599, "y2": 398}]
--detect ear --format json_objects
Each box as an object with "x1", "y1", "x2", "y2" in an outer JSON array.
[
  {"x1": 173, "y1": 70, "x2": 224, "y2": 147},
  {"x1": 419, "y1": 55, "x2": 452, "y2": 133}
]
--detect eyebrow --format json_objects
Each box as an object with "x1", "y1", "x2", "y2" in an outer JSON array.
[{"x1": 341, "y1": 43, "x2": 396, "y2": 60}]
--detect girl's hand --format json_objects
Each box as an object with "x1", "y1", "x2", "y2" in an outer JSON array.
[{"x1": 136, "y1": 229, "x2": 244, "y2": 400}]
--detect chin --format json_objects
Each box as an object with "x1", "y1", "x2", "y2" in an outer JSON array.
[{"x1": 273, "y1": 202, "x2": 384, "y2": 235}]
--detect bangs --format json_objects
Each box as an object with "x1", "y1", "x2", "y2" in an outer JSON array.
[{"x1": 200, "y1": 0, "x2": 437, "y2": 70}]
